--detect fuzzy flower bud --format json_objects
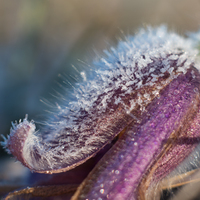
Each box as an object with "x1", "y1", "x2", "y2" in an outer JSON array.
[{"x1": 2, "y1": 26, "x2": 200, "y2": 199}]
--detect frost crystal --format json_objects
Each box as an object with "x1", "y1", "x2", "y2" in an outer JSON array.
[{"x1": 3, "y1": 26, "x2": 199, "y2": 173}]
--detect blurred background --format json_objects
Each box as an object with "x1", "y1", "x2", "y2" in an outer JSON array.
[{"x1": 1, "y1": 0, "x2": 200, "y2": 198}]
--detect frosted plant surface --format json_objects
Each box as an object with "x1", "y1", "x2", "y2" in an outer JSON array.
[{"x1": 2, "y1": 26, "x2": 199, "y2": 174}]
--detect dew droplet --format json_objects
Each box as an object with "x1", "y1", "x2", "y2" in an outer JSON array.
[
  {"x1": 100, "y1": 189, "x2": 104, "y2": 194},
  {"x1": 134, "y1": 142, "x2": 138, "y2": 146}
]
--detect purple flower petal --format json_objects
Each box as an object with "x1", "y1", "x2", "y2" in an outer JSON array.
[{"x1": 72, "y1": 68, "x2": 200, "y2": 199}]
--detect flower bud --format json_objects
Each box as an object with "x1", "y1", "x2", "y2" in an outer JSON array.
[{"x1": 2, "y1": 26, "x2": 200, "y2": 200}]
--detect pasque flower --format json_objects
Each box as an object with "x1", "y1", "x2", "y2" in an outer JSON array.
[{"x1": 2, "y1": 26, "x2": 200, "y2": 200}]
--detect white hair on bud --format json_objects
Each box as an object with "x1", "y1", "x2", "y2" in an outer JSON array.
[{"x1": 3, "y1": 26, "x2": 200, "y2": 173}]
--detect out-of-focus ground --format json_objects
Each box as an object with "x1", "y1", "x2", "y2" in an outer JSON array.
[{"x1": 1, "y1": 0, "x2": 200, "y2": 199}]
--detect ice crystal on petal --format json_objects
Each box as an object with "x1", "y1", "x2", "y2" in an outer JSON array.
[{"x1": 3, "y1": 26, "x2": 199, "y2": 173}]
